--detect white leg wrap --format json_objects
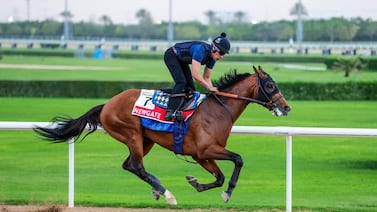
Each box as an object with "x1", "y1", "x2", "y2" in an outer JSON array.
[{"x1": 164, "y1": 190, "x2": 177, "y2": 205}]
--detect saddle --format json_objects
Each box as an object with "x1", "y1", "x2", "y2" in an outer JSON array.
[
  {"x1": 131, "y1": 89, "x2": 206, "y2": 154},
  {"x1": 131, "y1": 89, "x2": 206, "y2": 125},
  {"x1": 153, "y1": 89, "x2": 201, "y2": 111}
]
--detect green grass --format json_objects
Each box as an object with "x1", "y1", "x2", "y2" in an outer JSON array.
[
  {"x1": 1, "y1": 55, "x2": 377, "y2": 83},
  {"x1": 1, "y1": 55, "x2": 377, "y2": 211},
  {"x1": 1, "y1": 97, "x2": 377, "y2": 211}
]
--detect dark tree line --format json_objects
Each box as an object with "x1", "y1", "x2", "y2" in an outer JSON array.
[{"x1": 0, "y1": 10, "x2": 376, "y2": 42}]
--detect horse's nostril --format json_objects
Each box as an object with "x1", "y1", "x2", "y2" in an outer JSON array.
[{"x1": 285, "y1": 106, "x2": 291, "y2": 112}]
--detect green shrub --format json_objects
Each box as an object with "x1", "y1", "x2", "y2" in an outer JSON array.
[{"x1": 324, "y1": 56, "x2": 377, "y2": 71}]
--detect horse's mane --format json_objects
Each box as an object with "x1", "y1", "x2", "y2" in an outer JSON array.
[{"x1": 213, "y1": 69, "x2": 251, "y2": 90}]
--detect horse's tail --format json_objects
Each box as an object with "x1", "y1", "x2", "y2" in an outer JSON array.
[{"x1": 33, "y1": 104, "x2": 104, "y2": 143}]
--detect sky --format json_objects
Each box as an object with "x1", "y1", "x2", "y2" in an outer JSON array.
[{"x1": 1, "y1": 0, "x2": 377, "y2": 24}]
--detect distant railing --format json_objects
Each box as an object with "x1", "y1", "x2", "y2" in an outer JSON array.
[{"x1": 1, "y1": 37, "x2": 377, "y2": 54}]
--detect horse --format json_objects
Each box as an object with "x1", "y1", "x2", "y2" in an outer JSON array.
[{"x1": 33, "y1": 65, "x2": 291, "y2": 205}]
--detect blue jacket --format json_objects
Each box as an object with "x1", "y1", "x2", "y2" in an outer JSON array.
[{"x1": 174, "y1": 41, "x2": 216, "y2": 69}]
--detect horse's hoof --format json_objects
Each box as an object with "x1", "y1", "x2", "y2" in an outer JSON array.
[
  {"x1": 186, "y1": 175, "x2": 197, "y2": 183},
  {"x1": 151, "y1": 188, "x2": 160, "y2": 201},
  {"x1": 164, "y1": 190, "x2": 177, "y2": 205},
  {"x1": 221, "y1": 191, "x2": 230, "y2": 203},
  {"x1": 186, "y1": 175, "x2": 198, "y2": 187}
]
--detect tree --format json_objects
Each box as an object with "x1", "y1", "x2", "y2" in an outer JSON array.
[
  {"x1": 205, "y1": 10, "x2": 218, "y2": 25},
  {"x1": 6, "y1": 23, "x2": 23, "y2": 35},
  {"x1": 233, "y1": 11, "x2": 247, "y2": 23},
  {"x1": 356, "y1": 18, "x2": 377, "y2": 41},
  {"x1": 174, "y1": 24, "x2": 201, "y2": 40},
  {"x1": 135, "y1": 9, "x2": 155, "y2": 39},
  {"x1": 136, "y1": 9, "x2": 153, "y2": 24},
  {"x1": 99, "y1": 15, "x2": 113, "y2": 26},
  {"x1": 325, "y1": 18, "x2": 342, "y2": 42},
  {"x1": 332, "y1": 56, "x2": 367, "y2": 77},
  {"x1": 269, "y1": 21, "x2": 295, "y2": 41},
  {"x1": 343, "y1": 22, "x2": 360, "y2": 41},
  {"x1": 40, "y1": 20, "x2": 61, "y2": 35},
  {"x1": 254, "y1": 22, "x2": 272, "y2": 41}
]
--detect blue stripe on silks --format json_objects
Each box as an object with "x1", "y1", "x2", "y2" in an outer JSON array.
[{"x1": 173, "y1": 121, "x2": 185, "y2": 154}]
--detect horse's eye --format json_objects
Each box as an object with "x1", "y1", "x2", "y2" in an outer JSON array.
[{"x1": 265, "y1": 81, "x2": 275, "y2": 93}]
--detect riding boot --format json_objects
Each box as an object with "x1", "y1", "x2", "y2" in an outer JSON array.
[
  {"x1": 164, "y1": 96, "x2": 184, "y2": 121},
  {"x1": 164, "y1": 96, "x2": 179, "y2": 121}
]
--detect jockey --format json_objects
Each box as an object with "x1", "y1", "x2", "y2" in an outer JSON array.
[{"x1": 163, "y1": 32, "x2": 231, "y2": 121}]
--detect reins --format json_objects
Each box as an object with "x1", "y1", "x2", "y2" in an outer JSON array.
[{"x1": 214, "y1": 91, "x2": 275, "y2": 108}]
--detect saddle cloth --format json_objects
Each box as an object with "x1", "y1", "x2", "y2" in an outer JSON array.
[{"x1": 131, "y1": 89, "x2": 206, "y2": 132}]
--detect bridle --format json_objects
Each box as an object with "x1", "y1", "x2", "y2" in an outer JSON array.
[
  {"x1": 210, "y1": 73, "x2": 284, "y2": 121},
  {"x1": 255, "y1": 74, "x2": 284, "y2": 108}
]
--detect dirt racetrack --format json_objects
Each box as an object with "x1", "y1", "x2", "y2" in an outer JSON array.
[{"x1": 0, "y1": 205, "x2": 301, "y2": 212}]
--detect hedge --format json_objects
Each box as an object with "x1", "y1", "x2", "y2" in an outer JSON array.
[
  {"x1": 279, "y1": 82, "x2": 377, "y2": 100},
  {"x1": 0, "y1": 81, "x2": 173, "y2": 98},
  {"x1": 1, "y1": 80, "x2": 376, "y2": 100}
]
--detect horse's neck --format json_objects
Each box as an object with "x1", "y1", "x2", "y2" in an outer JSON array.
[{"x1": 223, "y1": 75, "x2": 258, "y2": 122}]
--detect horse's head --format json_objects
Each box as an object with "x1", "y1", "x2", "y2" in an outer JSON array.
[{"x1": 253, "y1": 65, "x2": 291, "y2": 116}]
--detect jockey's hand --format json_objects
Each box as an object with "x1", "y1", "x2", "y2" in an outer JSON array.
[{"x1": 208, "y1": 86, "x2": 218, "y2": 93}]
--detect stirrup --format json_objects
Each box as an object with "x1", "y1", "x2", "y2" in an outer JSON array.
[
  {"x1": 173, "y1": 110, "x2": 184, "y2": 122},
  {"x1": 164, "y1": 110, "x2": 174, "y2": 121}
]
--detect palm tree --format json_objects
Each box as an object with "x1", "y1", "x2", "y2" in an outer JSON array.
[
  {"x1": 136, "y1": 9, "x2": 153, "y2": 24},
  {"x1": 234, "y1": 11, "x2": 246, "y2": 23},
  {"x1": 135, "y1": 9, "x2": 154, "y2": 39},
  {"x1": 333, "y1": 56, "x2": 367, "y2": 77},
  {"x1": 99, "y1": 15, "x2": 113, "y2": 26},
  {"x1": 205, "y1": 10, "x2": 217, "y2": 25}
]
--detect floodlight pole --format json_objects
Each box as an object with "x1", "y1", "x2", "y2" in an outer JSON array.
[
  {"x1": 63, "y1": 0, "x2": 69, "y2": 41},
  {"x1": 26, "y1": 0, "x2": 30, "y2": 21},
  {"x1": 167, "y1": 0, "x2": 174, "y2": 46},
  {"x1": 296, "y1": 0, "x2": 303, "y2": 54}
]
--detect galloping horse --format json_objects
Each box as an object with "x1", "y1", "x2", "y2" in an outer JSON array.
[{"x1": 34, "y1": 65, "x2": 291, "y2": 205}]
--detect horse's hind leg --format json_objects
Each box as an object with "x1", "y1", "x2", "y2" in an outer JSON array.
[
  {"x1": 186, "y1": 158, "x2": 225, "y2": 192},
  {"x1": 122, "y1": 138, "x2": 177, "y2": 205}
]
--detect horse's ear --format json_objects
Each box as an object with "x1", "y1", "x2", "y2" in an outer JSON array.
[
  {"x1": 253, "y1": 65, "x2": 258, "y2": 73},
  {"x1": 253, "y1": 65, "x2": 261, "y2": 76}
]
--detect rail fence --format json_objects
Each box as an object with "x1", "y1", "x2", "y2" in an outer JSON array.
[{"x1": 1, "y1": 121, "x2": 377, "y2": 212}]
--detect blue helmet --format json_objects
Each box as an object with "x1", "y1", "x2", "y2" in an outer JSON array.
[{"x1": 212, "y1": 32, "x2": 231, "y2": 54}]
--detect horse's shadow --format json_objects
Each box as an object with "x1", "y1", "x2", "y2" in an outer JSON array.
[{"x1": 337, "y1": 160, "x2": 377, "y2": 170}]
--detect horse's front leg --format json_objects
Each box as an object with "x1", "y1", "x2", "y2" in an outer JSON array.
[
  {"x1": 186, "y1": 159, "x2": 225, "y2": 192},
  {"x1": 221, "y1": 152, "x2": 243, "y2": 203},
  {"x1": 122, "y1": 156, "x2": 177, "y2": 205}
]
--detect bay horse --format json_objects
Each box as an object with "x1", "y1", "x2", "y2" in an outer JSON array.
[{"x1": 34, "y1": 65, "x2": 290, "y2": 205}]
